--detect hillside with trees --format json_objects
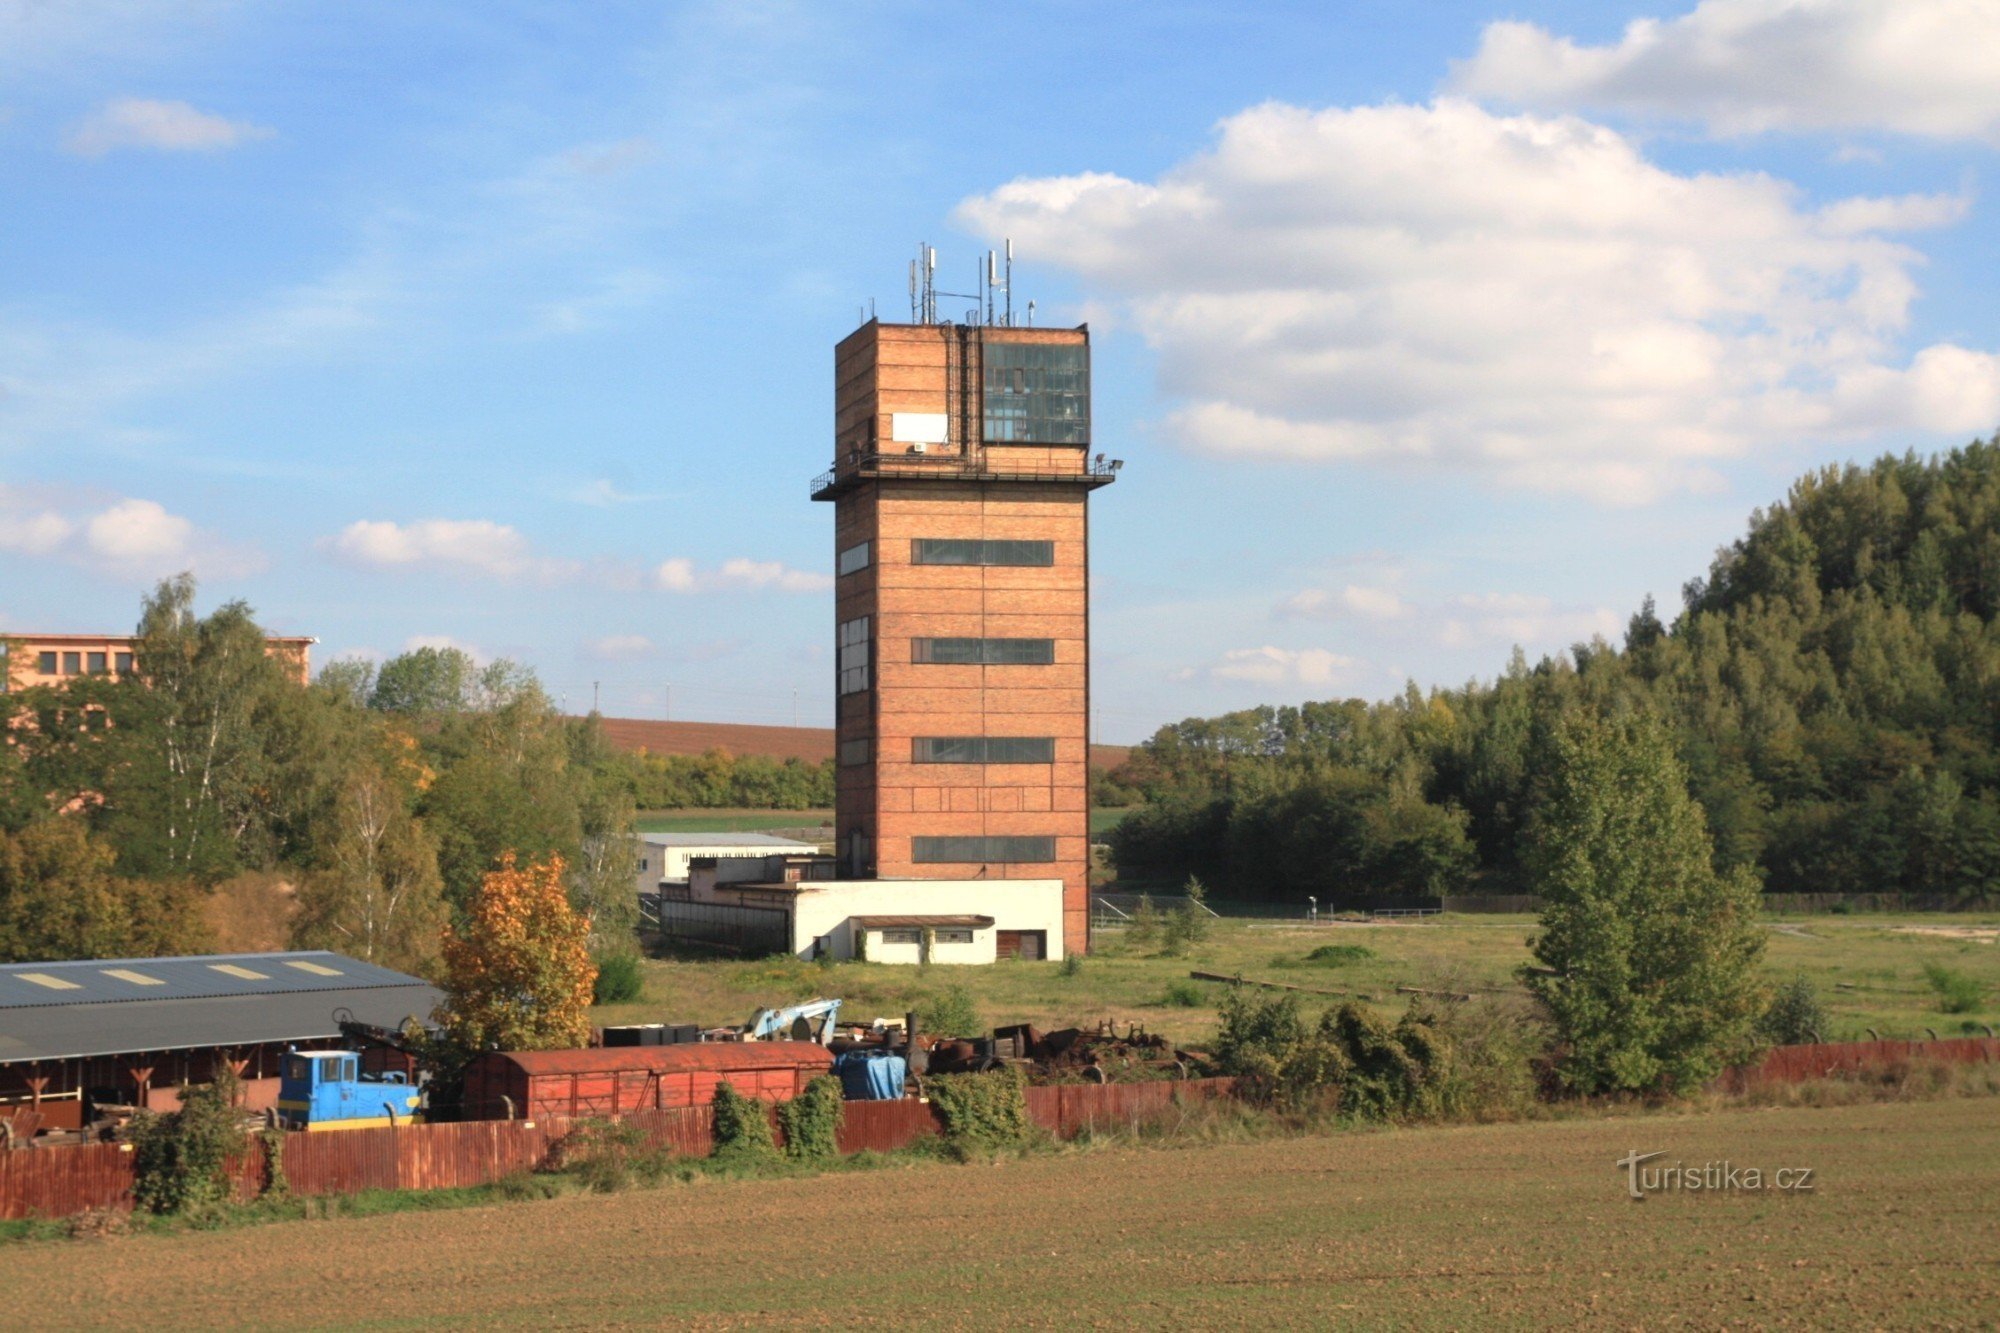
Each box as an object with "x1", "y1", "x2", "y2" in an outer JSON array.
[{"x1": 1113, "y1": 442, "x2": 2000, "y2": 906}]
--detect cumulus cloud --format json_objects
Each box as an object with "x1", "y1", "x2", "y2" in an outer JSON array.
[
  {"x1": 1280, "y1": 583, "x2": 1410, "y2": 621},
  {"x1": 329, "y1": 519, "x2": 566, "y2": 581},
  {"x1": 1450, "y1": 0, "x2": 2000, "y2": 141},
  {"x1": 0, "y1": 487, "x2": 255, "y2": 576},
  {"x1": 64, "y1": 97, "x2": 274, "y2": 156},
  {"x1": 1206, "y1": 646, "x2": 1356, "y2": 687},
  {"x1": 1438, "y1": 593, "x2": 1623, "y2": 650},
  {"x1": 957, "y1": 99, "x2": 2000, "y2": 504},
  {"x1": 587, "y1": 634, "x2": 656, "y2": 661},
  {"x1": 653, "y1": 556, "x2": 829, "y2": 594}
]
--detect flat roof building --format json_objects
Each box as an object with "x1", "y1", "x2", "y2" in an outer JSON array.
[
  {"x1": 813, "y1": 307, "x2": 1116, "y2": 956},
  {"x1": 0, "y1": 950, "x2": 439, "y2": 1133},
  {"x1": 3, "y1": 632, "x2": 316, "y2": 690}
]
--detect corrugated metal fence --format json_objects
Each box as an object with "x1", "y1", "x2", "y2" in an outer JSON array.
[{"x1": 2, "y1": 1077, "x2": 1237, "y2": 1221}]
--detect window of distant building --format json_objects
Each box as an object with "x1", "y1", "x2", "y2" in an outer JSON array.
[
  {"x1": 911, "y1": 836, "x2": 1056, "y2": 863},
  {"x1": 911, "y1": 736, "x2": 1055, "y2": 764},
  {"x1": 839, "y1": 738, "x2": 870, "y2": 766},
  {"x1": 909, "y1": 539, "x2": 1054, "y2": 567},
  {"x1": 982, "y1": 342, "x2": 1089, "y2": 444},
  {"x1": 838, "y1": 617, "x2": 870, "y2": 695},
  {"x1": 115, "y1": 653, "x2": 133, "y2": 674},
  {"x1": 61, "y1": 652, "x2": 80, "y2": 675},
  {"x1": 838, "y1": 541, "x2": 871, "y2": 576},
  {"x1": 881, "y1": 929, "x2": 921, "y2": 945},
  {"x1": 87, "y1": 652, "x2": 107, "y2": 674},
  {"x1": 934, "y1": 929, "x2": 975, "y2": 944},
  {"x1": 37, "y1": 652, "x2": 57, "y2": 675},
  {"x1": 912, "y1": 637, "x2": 1055, "y2": 665}
]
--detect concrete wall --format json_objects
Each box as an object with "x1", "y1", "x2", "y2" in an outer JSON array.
[
  {"x1": 787, "y1": 877, "x2": 1065, "y2": 964},
  {"x1": 635, "y1": 839, "x2": 815, "y2": 898}
]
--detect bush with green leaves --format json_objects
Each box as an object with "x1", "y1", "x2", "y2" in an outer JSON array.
[
  {"x1": 130, "y1": 1068, "x2": 248, "y2": 1216},
  {"x1": 709, "y1": 1083, "x2": 779, "y2": 1165},
  {"x1": 1303, "y1": 943, "x2": 1374, "y2": 967},
  {"x1": 928, "y1": 1068, "x2": 1034, "y2": 1157},
  {"x1": 1758, "y1": 975, "x2": 1830, "y2": 1045},
  {"x1": 776, "y1": 1076, "x2": 844, "y2": 1162},
  {"x1": 1923, "y1": 963, "x2": 1985, "y2": 1015},
  {"x1": 1163, "y1": 979, "x2": 1207, "y2": 1007},
  {"x1": 559, "y1": 1117, "x2": 668, "y2": 1192},
  {"x1": 1212, "y1": 990, "x2": 1452, "y2": 1119},
  {"x1": 916, "y1": 984, "x2": 980, "y2": 1039},
  {"x1": 591, "y1": 950, "x2": 644, "y2": 1005},
  {"x1": 1127, "y1": 894, "x2": 1160, "y2": 948}
]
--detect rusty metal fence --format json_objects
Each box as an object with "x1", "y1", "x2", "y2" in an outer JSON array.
[{"x1": 2, "y1": 1077, "x2": 1238, "y2": 1221}]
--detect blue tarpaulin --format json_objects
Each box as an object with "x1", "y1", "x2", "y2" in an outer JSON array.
[{"x1": 835, "y1": 1049, "x2": 908, "y2": 1100}]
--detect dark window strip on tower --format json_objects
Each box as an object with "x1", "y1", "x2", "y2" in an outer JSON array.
[
  {"x1": 911, "y1": 736, "x2": 1056, "y2": 764},
  {"x1": 910, "y1": 538, "x2": 1054, "y2": 567},
  {"x1": 912, "y1": 835, "x2": 1056, "y2": 864},
  {"x1": 911, "y1": 637, "x2": 1056, "y2": 665}
]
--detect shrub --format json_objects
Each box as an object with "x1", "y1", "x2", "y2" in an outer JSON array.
[
  {"x1": 1923, "y1": 963, "x2": 1985, "y2": 1014},
  {"x1": 1427, "y1": 994, "x2": 1548, "y2": 1122},
  {"x1": 1304, "y1": 943, "x2": 1374, "y2": 967},
  {"x1": 1127, "y1": 895, "x2": 1160, "y2": 948},
  {"x1": 558, "y1": 1117, "x2": 657, "y2": 1193},
  {"x1": 1211, "y1": 990, "x2": 1452, "y2": 1120},
  {"x1": 131, "y1": 1067, "x2": 248, "y2": 1217},
  {"x1": 591, "y1": 950, "x2": 644, "y2": 1005},
  {"x1": 776, "y1": 1076, "x2": 844, "y2": 1162},
  {"x1": 1163, "y1": 979, "x2": 1207, "y2": 1007},
  {"x1": 1162, "y1": 877, "x2": 1212, "y2": 955},
  {"x1": 1758, "y1": 975, "x2": 1830, "y2": 1045},
  {"x1": 1060, "y1": 953, "x2": 1083, "y2": 979},
  {"x1": 916, "y1": 984, "x2": 980, "y2": 1039},
  {"x1": 928, "y1": 1069, "x2": 1034, "y2": 1157},
  {"x1": 709, "y1": 1083, "x2": 779, "y2": 1165}
]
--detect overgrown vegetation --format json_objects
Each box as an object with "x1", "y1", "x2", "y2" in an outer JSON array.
[
  {"x1": 916, "y1": 984, "x2": 981, "y2": 1039},
  {"x1": 1758, "y1": 975, "x2": 1831, "y2": 1045},
  {"x1": 1303, "y1": 943, "x2": 1374, "y2": 966},
  {"x1": 1210, "y1": 990, "x2": 1453, "y2": 1119},
  {"x1": 927, "y1": 1068, "x2": 1035, "y2": 1158},
  {"x1": 709, "y1": 1084, "x2": 780, "y2": 1165},
  {"x1": 775, "y1": 1075, "x2": 844, "y2": 1161},
  {"x1": 130, "y1": 1068, "x2": 249, "y2": 1217},
  {"x1": 1923, "y1": 962, "x2": 1987, "y2": 1014},
  {"x1": 1111, "y1": 443, "x2": 2000, "y2": 908}
]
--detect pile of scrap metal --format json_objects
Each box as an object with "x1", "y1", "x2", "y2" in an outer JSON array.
[{"x1": 924, "y1": 1020, "x2": 1203, "y2": 1083}]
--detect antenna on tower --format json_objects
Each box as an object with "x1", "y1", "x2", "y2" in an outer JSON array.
[
  {"x1": 909, "y1": 256, "x2": 919, "y2": 322},
  {"x1": 1004, "y1": 239, "x2": 1014, "y2": 326},
  {"x1": 986, "y1": 250, "x2": 997, "y2": 326}
]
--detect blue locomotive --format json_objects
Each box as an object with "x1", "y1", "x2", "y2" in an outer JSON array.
[{"x1": 275, "y1": 1049, "x2": 423, "y2": 1131}]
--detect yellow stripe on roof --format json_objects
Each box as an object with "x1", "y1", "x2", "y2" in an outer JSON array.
[
  {"x1": 15, "y1": 973, "x2": 81, "y2": 991},
  {"x1": 101, "y1": 968, "x2": 164, "y2": 986},
  {"x1": 207, "y1": 963, "x2": 270, "y2": 980},
  {"x1": 284, "y1": 960, "x2": 343, "y2": 976}
]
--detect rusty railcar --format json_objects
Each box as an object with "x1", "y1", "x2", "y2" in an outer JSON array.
[{"x1": 462, "y1": 1042, "x2": 834, "y2": 1122}]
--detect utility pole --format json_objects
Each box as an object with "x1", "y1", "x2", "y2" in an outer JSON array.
[{"x1": 592, "y1": 680, "x2": 600, "y2": 714}]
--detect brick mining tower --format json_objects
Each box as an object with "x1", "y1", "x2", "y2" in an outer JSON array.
[{"x1": 812, "y1": 245, "x2": 1119, "y2": 956}]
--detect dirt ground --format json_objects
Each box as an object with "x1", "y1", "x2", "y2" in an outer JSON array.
[{"x1": 5, "y1": 1096, "x2": 1995, "y2": 1328}]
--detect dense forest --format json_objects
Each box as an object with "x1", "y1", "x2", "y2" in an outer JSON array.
[
  {"x1": 1112, "y1": 442, "x2": 2000, "y2": 905},
  {"x1": 0, "y1": 578, "x2": 826, "y2": 970}
]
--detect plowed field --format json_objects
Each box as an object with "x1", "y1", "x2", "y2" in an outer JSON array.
[{"x1": 6, "y1": 1097, "x2": 1995, "y2": 1329}]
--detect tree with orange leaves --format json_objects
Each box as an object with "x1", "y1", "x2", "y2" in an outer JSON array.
[{"x1": 434, "y1": 852, "x2": 596, "y2": 1052}]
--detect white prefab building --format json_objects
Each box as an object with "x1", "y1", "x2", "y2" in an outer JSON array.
[
  {"x1": 633, "y1": 832, "x2": 820, "y2": 900},
  {"x1": 658, "y1": 853, "x2": 1064, "y2": 964}
]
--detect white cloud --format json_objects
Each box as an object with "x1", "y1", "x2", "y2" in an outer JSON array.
[
  {"x1": 587, "y1": 633, "x2": 655, "y2": 661},
  {"x1": 328, "y1": 518, "x2": 571, "y2": 581},
  {"x1": 1450, "y1": 0, "x2": 2000, "y2": 141},
  {"x1": 1438, "y1": 593, "x2": 1623, "y2": 650},
  {"x1": 402, "y1": 634, "x2": 485, "y2": 664},
  {"x1": 958, "y1": 99, "x2": 2000, "y2": 504},
  {"x1": 569, "y1": 478, "x2": 668, "y2": 507},
  {"x1": 1280, "y1": 583, "x2": 1410, "y2": 621},
  {"x1": 0, "y1": 488, "x2": 255, "y2": 576},
  {"x1": 1207, "y1": 646, "x2": 1356, "y2": 687},
  {"x1": 64, "y1": 97, "x2": 273, "y2": 156},
  {"x1": 653, "y1": 556, "x2": 829, "y2": 594}
]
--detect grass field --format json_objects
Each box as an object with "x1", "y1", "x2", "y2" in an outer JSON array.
[
  {"x1": 5, "y1": 1096, "x2": 1993, "y2": 1328},
  {"x1": 601, "y1": 914, "x2": 2000, "y2": 1045}
]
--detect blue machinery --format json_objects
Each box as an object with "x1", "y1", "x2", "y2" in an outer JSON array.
[{"x1": 275, "y1": 1049, "x2": 422, "y2": 1131}]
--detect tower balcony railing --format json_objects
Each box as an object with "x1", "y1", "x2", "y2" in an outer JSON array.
[{"x1": 810, "y1": 450, "x2": 1119, "y2": 500}]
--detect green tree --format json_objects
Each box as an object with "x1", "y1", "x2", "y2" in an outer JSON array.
[
  {"x1": 290, "y1": 759, "x2": 448, "y2": 974},
  {"x1": 370, "y1": 646, "x2": 475, "y2": 714},
  {"x1": 1521, "y1": 711, "x2": 1766, "y2": 1095},
  {"x1": 0, "y1": 819, "x2": 209, "y2": 963}
]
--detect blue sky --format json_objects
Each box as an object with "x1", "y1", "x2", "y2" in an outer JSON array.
[{"x1": 3, "y1": 1, "x2": 1996, "y2": 742}]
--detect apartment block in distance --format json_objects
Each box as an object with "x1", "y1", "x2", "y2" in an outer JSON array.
[
  {"x1": 813, "y1": 287, "x2": 1118, "y2": 956},
  {"x1": 3, "y1": 633, "x2": 316, "y2": 690}
]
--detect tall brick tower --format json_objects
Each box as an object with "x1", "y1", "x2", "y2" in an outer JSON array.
[{"x1": 812, "y1": 313, "x2": 1115, "y2": 957}]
